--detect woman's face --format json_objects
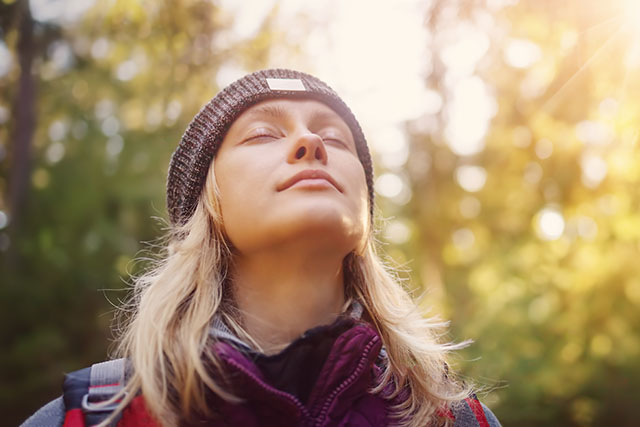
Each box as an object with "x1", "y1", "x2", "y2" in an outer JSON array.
[{"x1": 213, "y1": 98, "x2": 369, "y2": 256}]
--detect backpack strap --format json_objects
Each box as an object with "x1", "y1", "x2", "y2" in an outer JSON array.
[
  {"x1": 461, "y1": 395, "x2": 490, "y2": 427},
  {"x1": 82, "y1": 359, "x2": 128, "y2": 426},
  {"x1": 63, "y1": 367, "x2": 91, "y2": 427},
  {"x1": 449, "y1": 394, "x2": 501, "y2": 427},
  {"x1": 62, "y1": 359, "x2": 128, "y2": 427}
]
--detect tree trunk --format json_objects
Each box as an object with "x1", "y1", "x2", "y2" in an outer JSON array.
[{"x1": 7, "y1": 1, "x2": 36, "y2": 263}]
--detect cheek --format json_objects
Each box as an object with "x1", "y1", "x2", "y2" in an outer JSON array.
[
  {"x1": 345, "y1": 160, "x2": 370, "y2": 216},
  {"x1": 213, "y1": 152, "x2": 275, "y2": 248},
  {"x1": 333, "y1": 156, "x2": 370, "y2": 242},
  {"x1": 214, "y1": 157, "x2": 251, "y2": 235},
  {"x1": 343, "y1": 167, "x2": 370, "y2": 254},
  {"x1": 215, "y1": 151, "x2": 263, "y2": 206}
]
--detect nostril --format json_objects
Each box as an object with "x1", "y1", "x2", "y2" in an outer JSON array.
[
  {"x1": 295, "y1": 146, "x2": 306, "y2": 159},
  {"x1": 315, "y1": 147, "x2": 323, "y2": 160}
]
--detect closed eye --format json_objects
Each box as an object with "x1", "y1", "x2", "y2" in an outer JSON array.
[
  {"x1": 322, "y1": 137, "x2": 347, "y2": 147},
  {"x1": 246, "y1": 134, "x2": 277, "y2": 142},
  {"x1": 321, "y1": 135, "x2": 353, "y2": 151},
  {"x1": 242, "y1": 128, "x2": 280, "y2": 144},
  {"x1": 316, "y1": 126, "x2": 354, "y2": 151}
]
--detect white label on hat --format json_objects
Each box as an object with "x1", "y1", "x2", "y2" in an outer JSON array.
[{"x1": 266, "y1": 78, "x2": 306, "y2": 91}]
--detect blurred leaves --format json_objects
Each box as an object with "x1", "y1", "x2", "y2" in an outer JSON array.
[
  {"x1": 374, "y1": 1, "x2": 640, "y2": 425},
  {"x1": 0, "y1": 0, "x2": 271, "y2": 423},
  {"x1": 1, "y1": 0, "x2": 640, "y2": 426}
]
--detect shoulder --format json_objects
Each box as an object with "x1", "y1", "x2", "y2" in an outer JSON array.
[
  {"x1": 21, "y1": 359, "x2": 128, "y2": 427},
  {"x1": 20, "y1": 396, "x2": 65, "y2": 427},
  {"x1": 451, "y1": 396, "x2": 501, "y2": 427}
]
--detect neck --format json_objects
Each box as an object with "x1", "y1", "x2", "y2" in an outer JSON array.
[{"x1": 231, "y1": 245, "x2": 347, "y2": 353}]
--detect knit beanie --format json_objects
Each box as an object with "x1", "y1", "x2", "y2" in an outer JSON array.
[{"x1": 167, "y1": 68, "x2": 374, "y2": 226}]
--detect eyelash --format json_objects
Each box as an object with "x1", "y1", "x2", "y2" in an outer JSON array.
[
  {"x1": 321, "y1": 136, "x2": 348, "y2": 148},
  {"x1": 251, "y1": 133, "x2": 276, "y2": 140},
  {"x1": 244, "y1": 129, "x2": 278, "y2": 143},
  {"x1": 243, "y1": 130, "x2": 348, "y2": 149}
]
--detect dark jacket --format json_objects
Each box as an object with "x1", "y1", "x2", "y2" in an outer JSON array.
[{"x1": 22, "y1": 312, "x2": 500, "y2": 426}]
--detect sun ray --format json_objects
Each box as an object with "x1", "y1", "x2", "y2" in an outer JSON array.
[
  {"x1": 578, "y1": 13, "x2": 624, "y2": 36},
  {"x1": 542, "y1": 26, "x2": 625, "y2": 112},
  {"x1": 616, "y1": 31, "x2": 637, "y2": 108},
  {"x1": 623, "y1": 0, "x2": 640, "y2": 29}
]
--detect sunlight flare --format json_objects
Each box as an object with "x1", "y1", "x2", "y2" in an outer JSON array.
[{"x1": 624, "y1": 0, "x2": 640, "y2": 30}]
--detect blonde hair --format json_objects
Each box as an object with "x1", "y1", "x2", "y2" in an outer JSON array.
[{"x1": 107, "y1": 162, "x2": 471, "y2": 426}]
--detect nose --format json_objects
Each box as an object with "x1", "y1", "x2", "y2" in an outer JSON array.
[{"x1": 287, "y1": 132, "x2": 328, "y2": 165}]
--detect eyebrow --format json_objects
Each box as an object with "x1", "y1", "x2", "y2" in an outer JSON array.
[
  {"x1": 243, "y1": 103, "x2": 353, "y2": 142},
  {"x1": 246, "y1": 103, "x2": 344, "y2": 124},
  {"x1": 308, "y1": 109, "x2": 344, "y2": 127},
  {"x1": 245, "y1": 104, "x2": 288, "y2": 119}
]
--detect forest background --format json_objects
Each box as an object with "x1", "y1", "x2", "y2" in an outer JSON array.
[{"x1": 2, "y1": 0, "x2": 640, "y2": 425}]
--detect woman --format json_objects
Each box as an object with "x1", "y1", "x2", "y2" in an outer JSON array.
[{"x1": 23, "y1": 69, "x2": 500, "y2": 426}]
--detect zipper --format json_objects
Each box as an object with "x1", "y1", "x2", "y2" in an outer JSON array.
[
  {"x1": 310, "y1": 334, "x2": 380, "y2": 426},
  {"x1": 219, "y1": 326, "x2": 381, "y2": 427},
  {"x1": 224, "y1": 357, "x2": 313, "y2": 422}
]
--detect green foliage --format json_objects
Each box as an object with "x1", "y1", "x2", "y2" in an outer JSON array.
[
  {"x1": 0, "y1": 1, "x2": 272, "y2": 423},
  {"x1": 375, "y1": 1, "x2": 640, "y2": 425},
  {"x1": 2, "y1": 0, "x2": 640, "y2": 425}
]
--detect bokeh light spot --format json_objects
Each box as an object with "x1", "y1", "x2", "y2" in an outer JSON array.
[
  {"x1": 375, "y1": 173, "x2": 404, "y2": 198},
  {"x1": 535, "y1": 138, "x2": 553, "y2": 159},
  {"x1": 45, "y1": 142, "x2": 65, "y2": 164},
  {"x1": 504, "y1": 38, "x2": 542, "y2": 68},
  {"x1": 536, "y1": 207, "x2": 565, "y2": 240},
  {"x1": 580, "y1": 153, "x2": 608, "y2": 188},
  {"x1": 452, "y1": 228, "x2": 475, "y2": 250},
  {"x1": 455, "y1": 165, "x2": 487, "y2": 192},
  {"x1": 0, "y1": 41, "x2": 12, "y2": 78},
  {"x1": 0, "y1": 211, "x2": 8, "y2": 229},
  {"x1": 384, "y1": 220, "x2": 411, "y2": 245},
  {"x1": 445, "y1": 77, "x2": 496, "y2": 156}
]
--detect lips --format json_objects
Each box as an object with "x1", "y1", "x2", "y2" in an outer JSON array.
[{"x1": 277, "y1": 169, "x2": 343, "y2": 192}]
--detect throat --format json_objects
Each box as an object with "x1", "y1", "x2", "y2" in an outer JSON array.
[{"x1": 231, "y1": 250, "x2": 347, "y2": 354}]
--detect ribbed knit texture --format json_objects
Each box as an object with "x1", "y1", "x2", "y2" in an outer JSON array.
[{"x1": 167, "y1": 69, "x2": 374, "y2": 226}]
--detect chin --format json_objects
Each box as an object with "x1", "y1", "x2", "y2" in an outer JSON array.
[
  {"x1": 227, "y1": 201, "x2": 368, "y2": 255},
  {"x1": 293, "y1": 210, "x2": 351, "y2": 231},
  {"x1": 292, "y1": 201, "x2": 359, "y2": 227},
  {"x1": 276, "y1": 207, "x2": 365, "y2": 250}
]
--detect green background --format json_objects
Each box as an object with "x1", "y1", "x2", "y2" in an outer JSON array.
[{"x1": 2, "y1": 0, "x2": 639, "y2": 425}]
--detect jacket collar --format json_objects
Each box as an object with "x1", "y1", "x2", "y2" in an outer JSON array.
[
  {"x1": 210, "y1": 315, "x2": 384, "y2": 421},
  {"x1": 209, "y1": 300, "x2": 365, "y2": 354}
]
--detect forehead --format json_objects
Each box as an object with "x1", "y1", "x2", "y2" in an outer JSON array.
[{"x1": 233, "y1": 98, "x2": 348, "y2": 127}]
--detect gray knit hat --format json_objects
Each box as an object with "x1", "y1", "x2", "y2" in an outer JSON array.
[{"x1": 167, "y1": 68, "x2": 374, "y2": 226}]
